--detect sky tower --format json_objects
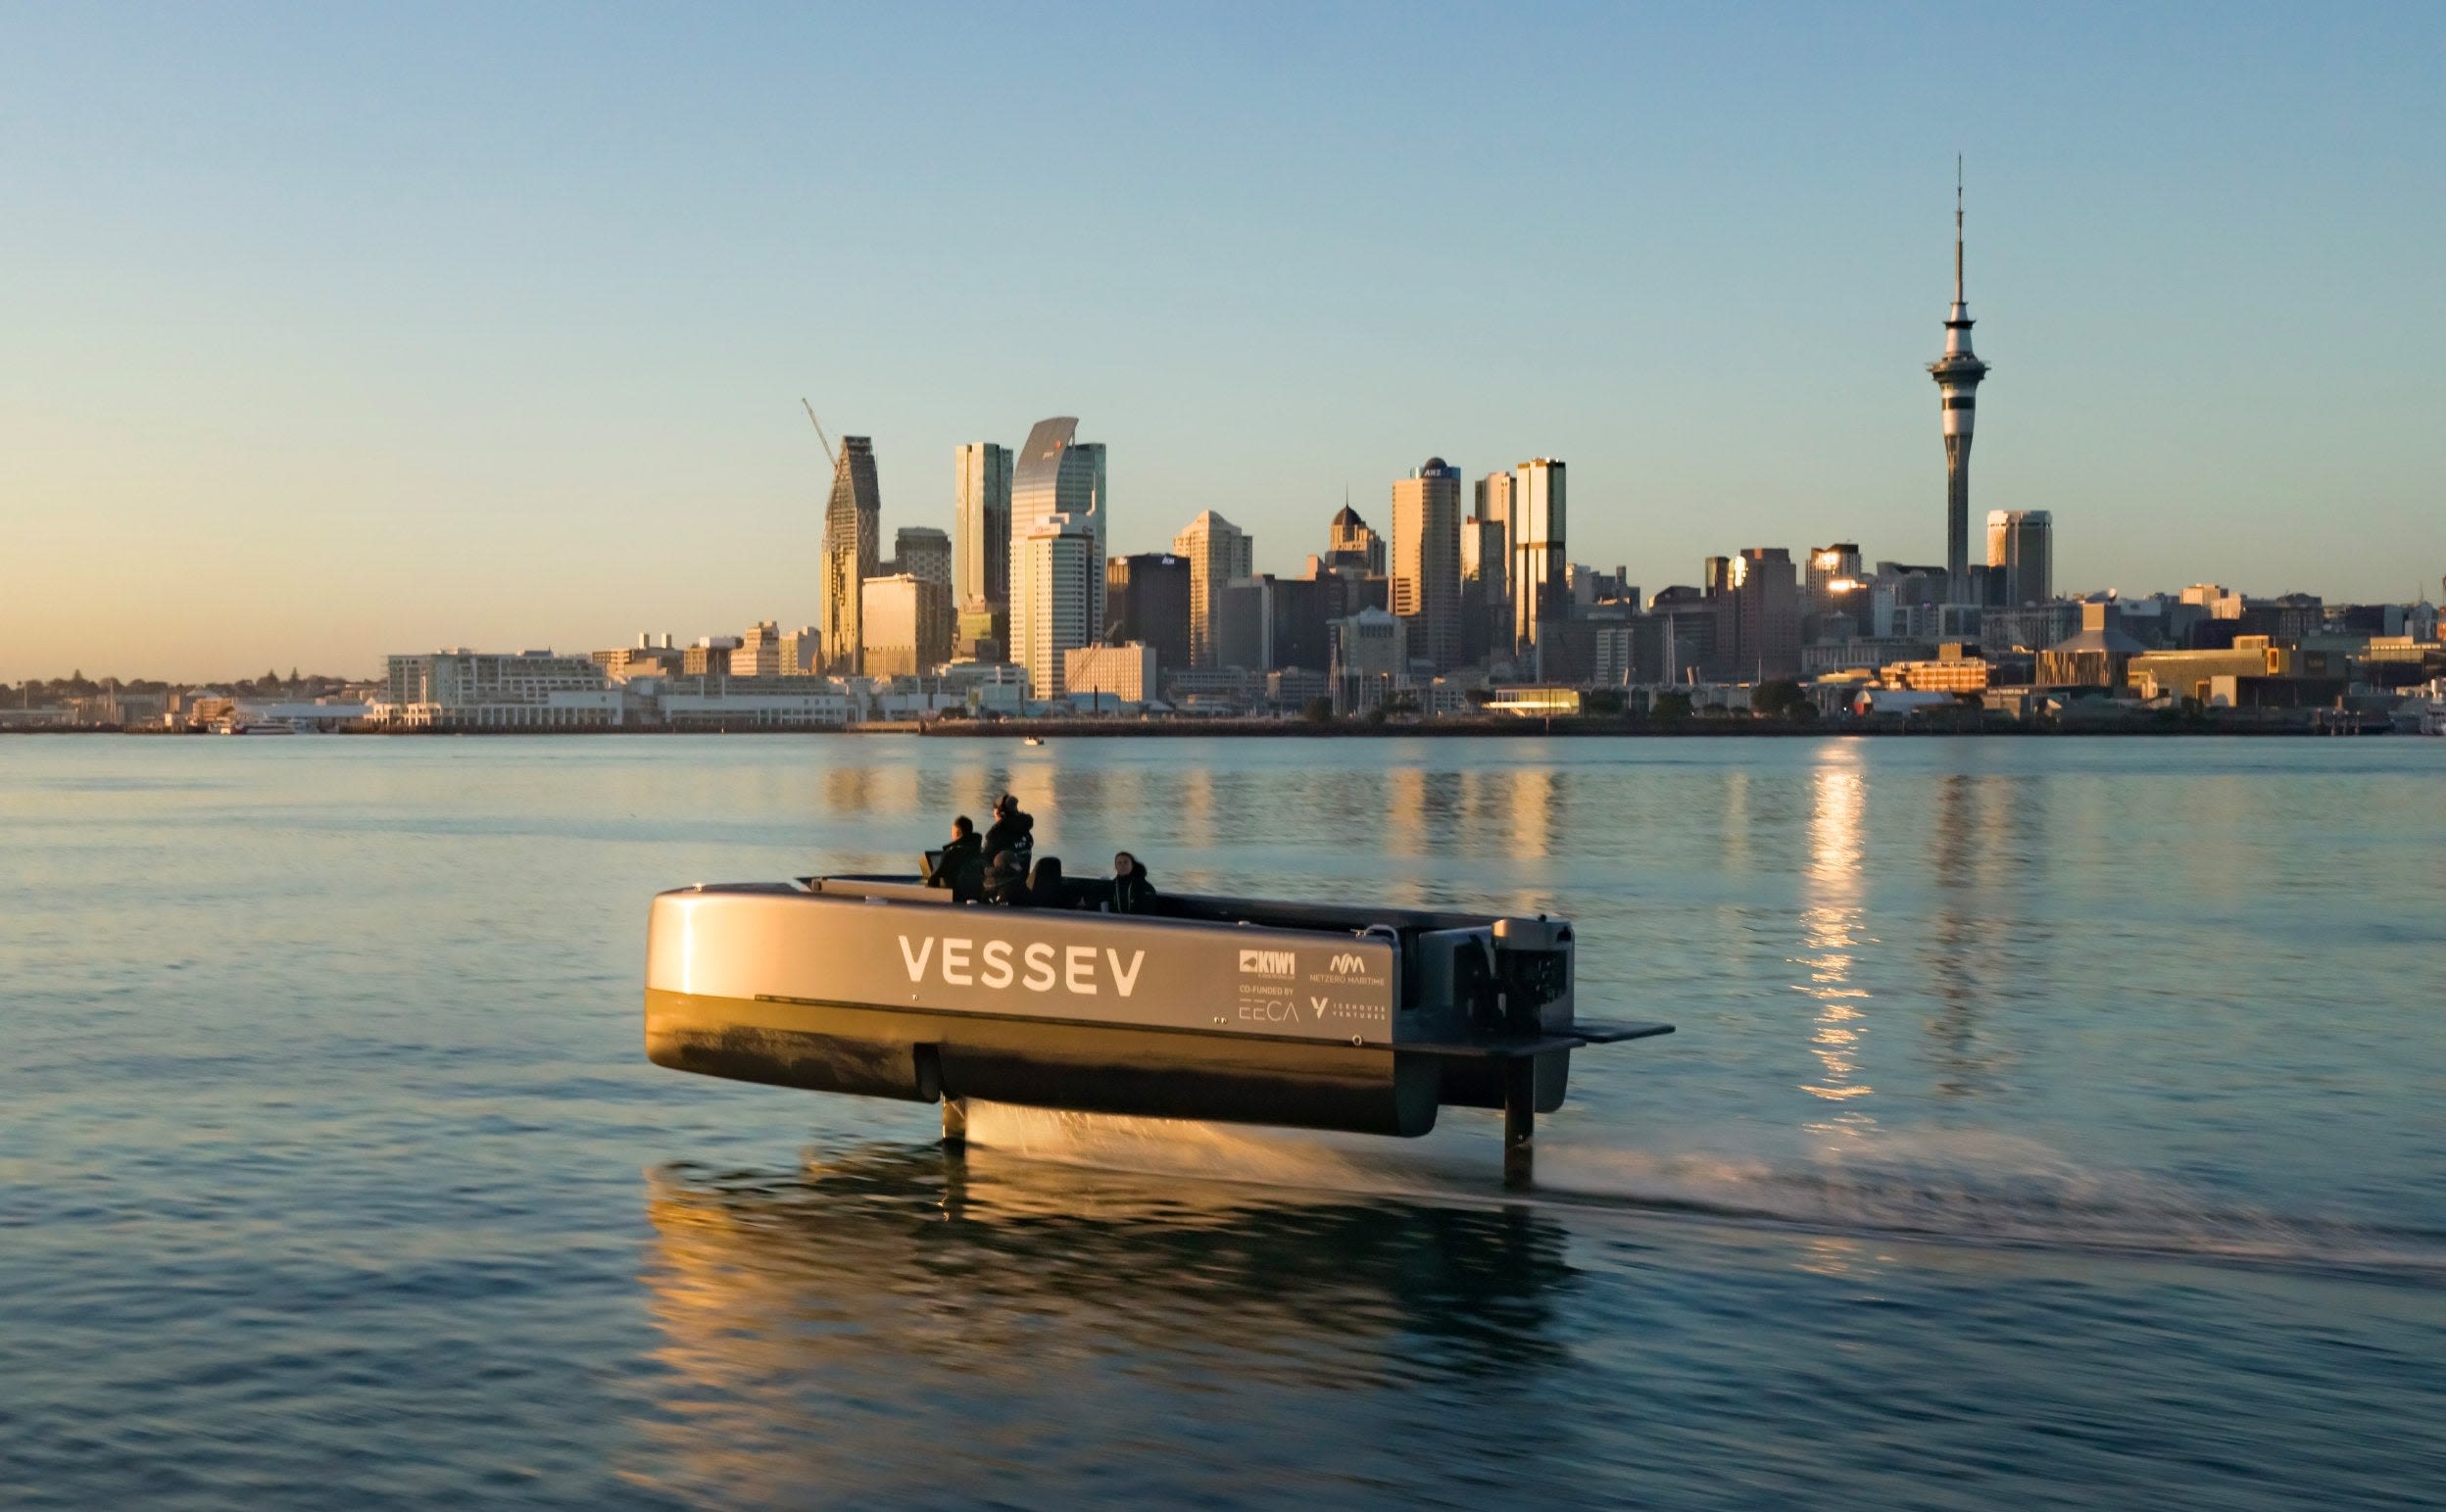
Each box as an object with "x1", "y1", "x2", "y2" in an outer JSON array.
[{"x1": 1928, "y1": 161, "x2": 1989, "y2": 591}]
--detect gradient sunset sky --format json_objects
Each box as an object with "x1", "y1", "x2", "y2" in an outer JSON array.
[{"x1": 3, "y1": 2, "x2": 2439, "y2": 680}]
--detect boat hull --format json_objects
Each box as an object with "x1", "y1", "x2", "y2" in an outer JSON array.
[
  {"x1": 644, "y1": 880, "x2": 1602, "y2": 1138},
  {"x1": 646, "y1": 987, "x2": 1445, "y2": 1135}
]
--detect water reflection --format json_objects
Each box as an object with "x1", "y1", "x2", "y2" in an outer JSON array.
[
  {"x1": 1921, "y1": 772, "x2": 2003, "y2": 1097},
  {"x1": 1508, "y1": 765, "x2": 1558, "y2": 861},
  {"x1": 1798, "y1": 745, "x2": 1874, "y2": 1126},
  {"x1": 629, "y1": 1149, "x2": 1581, "y2": 1506}
]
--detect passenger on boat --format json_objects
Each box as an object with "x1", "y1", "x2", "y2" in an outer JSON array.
[
  {"x1": 930, "y1": 816, "x2": 982, "y2": 894},
  {"x1": 1109, "y1": 852, "x2": 1157, "y2": 915},
  {"x1": 1027, "y1": 855, "x2": 1069, "y2": 909},
  {"x1": 982, "y1": 851, "x2": 1032, "y2": 907},
  {"x1": 983, "y1": 794, "x2": 1034, "y2": 868}
]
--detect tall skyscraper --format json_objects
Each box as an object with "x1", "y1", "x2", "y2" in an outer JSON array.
[
  {"x1": 1010, "y1": 417, "x2": 1107, "y2": 643},
  {"x1": 1928, "y1": 166, "x2": 1990, "y2": 595},
  {"x1": 1471, "y1": 470, "x2": 1516, "y2": 660},
  {"x1": 818, "y1": 436, "x2": 882, "y2": 675},
  {"x1": 1805, "y1": 543, "x2": 1865, "y2": 637},
  {"x1": 1172, "y1": 510, "x2": 1252, "y2": 669},
  {"x1": 954, "y1": 442, "x2": 1013, "y2": 610},
  {"x1": 1105, "y1": 553, "x2": 1193, "y2": 681},
  {"x1": 1012, "y1": 514, "x2": 1100, "y2": 700},
  {"x1": 1707, "y1": 548, "x2": 1802, "y2": 683},
  {"x1": 1391, "y1": 458, "x2": 1463, "y2": 673},
  {"x1": 1510, "y1": 459, "x2": 1566, "y2": 663},
  {"x1": 1985, "y1": 510, "x2": 2052, "y2": 607}
]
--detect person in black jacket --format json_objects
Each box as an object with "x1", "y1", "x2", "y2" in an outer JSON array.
[
  {"x1": 1027, "y1": 855, "x2": 1069, "y2": 909},
  {"x1": 983, "y1": 794, "x2": 1034, "y2": 868},
  {"x1": 930, "y1": 815, "x2": 982, "y2": 892},
  {"x1": 1110, "y1": 852, "x2": 1158, "y2": 915}
]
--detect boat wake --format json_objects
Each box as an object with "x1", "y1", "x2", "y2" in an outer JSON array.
[{"x1": 958, "y1": 1103, "x2": 2446, "y2": 1279}]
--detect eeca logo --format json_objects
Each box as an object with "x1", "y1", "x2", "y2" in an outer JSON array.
[
  {"x1": 1328, "y1": 952, "x2": 1368, "y2": 974},
  {"x1": 1239, "y1": 949, "x2": 1296, "y2": 977}
]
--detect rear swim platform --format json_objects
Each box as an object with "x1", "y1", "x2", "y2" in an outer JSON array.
[{"x1": 644, "y1": 874, "x2": 1672, "y2": 1184}]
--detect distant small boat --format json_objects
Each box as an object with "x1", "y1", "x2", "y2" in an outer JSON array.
[{"x1": 1022, "y1": 735, "x2": 1046, "y2": 747}]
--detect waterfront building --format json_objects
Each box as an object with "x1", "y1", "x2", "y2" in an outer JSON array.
[
  {"x1": 1330, "y1": 607, "x2": 1408, "y2": 715},
  {"x1": 1104, "y1": 553, "x2": 1192, "y2": 681},
  {"x1": 1881, "y1": 642, "x2": 1992, "y2": 694},
  {"x1": 1063, "y1": 642, "x2": 1155, "y2": 707},
  {"x1": 1164, "y1": 666, "x2": 1259, "y2": 712},
  {"x1": 656, "y1": 680, "x2": 856, "y2": 728},
  {"x1": 2037, "y1": 603, "x2": 2147, "y2": 687},
  {"x1": 1013, "y1": 512, "x2": 1101, "y2": 699},
  {"x1": 819, "y1": 436, "x2": 883, "y2": 675},
  {"x1": 1010, "y1": 417, "x2": 1106, "y2": 649},
  {"x1": 1928, "y1": 170, "x2": 1991, "y2": 593},
  {"x1": 1509, "y1": 460, "x2": 1566, "y2": 665},
  {"x1": 379, "y1": 650, "x2": 623, "y2": 729},
  {"x1": 860, "y1": 574, "x2": 953, "y2": 680},
  {"x1": 1706, "y1": 549, "x2": 1802, "y2": 682},
  {"x1": 1266, "y1": 667, "x2": 1332, "y2": 711},
  {"x1": 2127, "y1": 640, "x2": 2296, "y2": 702},
  {"x1": 954, "y1": 442, "x2": 1013, "y2": 611},
  {"x1": 1172, "y1": 510, "x2": 1252, "y2": 669},
  {"x1": 1986, "y1": 511, "x2": 2053, "y2": 607},
  {"x1": 1391, "y1": 458, "x2": 1463, "y2": 673}
]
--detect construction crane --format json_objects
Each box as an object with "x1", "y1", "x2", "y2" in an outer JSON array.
[{"x1": 800, "y1": 398, "x2": 836, "y2": 470}]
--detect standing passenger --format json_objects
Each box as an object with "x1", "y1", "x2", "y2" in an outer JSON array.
[{"x1": 983, "y1": 793, "x2": 1035, "y2": 868}]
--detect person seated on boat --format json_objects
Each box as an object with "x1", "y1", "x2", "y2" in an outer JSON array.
[
  {"x1": 982, "y1": 850, "x2": 1032, "y2": 907},
  {"x1": 1109, "y1": 852, "x2": 1157, "y2": 915},
  {"x1": 1027, "y1": 855, "x2": 1070, "y2": 909},
  {"x1": 929, "y1": 815, "x2": 983, "y2": 893},
  {"x1": 983, "y1": 794, "x2": 1034, "y2": 869}
]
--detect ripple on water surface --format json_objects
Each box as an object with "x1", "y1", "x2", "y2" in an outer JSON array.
[{"x1": 1, "y1": 735, "x2": 2442, "y2": 1509}]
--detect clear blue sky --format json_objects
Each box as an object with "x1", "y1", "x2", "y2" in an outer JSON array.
[{"x1": 3, "y1": 2, "x2": 2439, "y2": 680}]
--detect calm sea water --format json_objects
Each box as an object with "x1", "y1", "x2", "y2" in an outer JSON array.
[{"x1": 2, "y1": 734, "x2": 2441, "y2": 1509}]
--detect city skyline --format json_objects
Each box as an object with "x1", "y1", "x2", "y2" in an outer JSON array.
[{"x1": 3, "y1": 5, "x2": 2441, "y2": 681}]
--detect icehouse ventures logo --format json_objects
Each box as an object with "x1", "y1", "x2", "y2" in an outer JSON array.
[{"x1": 1239, "y1": 949, "x2": 1296, "y2": 978}]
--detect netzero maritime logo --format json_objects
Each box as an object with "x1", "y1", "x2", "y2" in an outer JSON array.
[
  {"x1": 1239, "y1": 949, "x2": 1296, "y2": 977},
  {"x1": 1328, "y1": 952, "x2": 1368, "y2": 974}
]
